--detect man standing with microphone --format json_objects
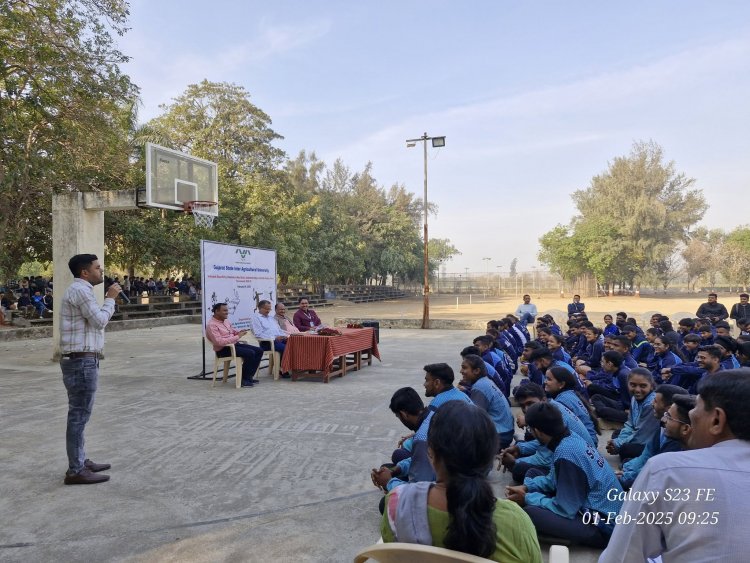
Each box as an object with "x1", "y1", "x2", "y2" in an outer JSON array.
[{"x1": 59, "y1": 254, "x2": 120, "y2": 485}]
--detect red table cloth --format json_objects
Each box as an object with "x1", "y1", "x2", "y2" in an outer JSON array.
[{"x1": 281, "y1": 327, "x2": 380, "y2": 379}]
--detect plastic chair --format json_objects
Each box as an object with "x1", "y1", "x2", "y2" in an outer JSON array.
[
  {"x1": 353, "y1": 542, "x2": 569, "y2": 563},
  {"x1": 212, "y1": 343, "x2": 243, "y2": 389},
  {"x1": 353, "y1": 543, "x2": 493, "y2": 563},
  {"x1": 251, "y1": 331, "x2": 280, "y2": 380},
  {"x1": 549, "y1": 545, "x2": 570, "y2": 563}
]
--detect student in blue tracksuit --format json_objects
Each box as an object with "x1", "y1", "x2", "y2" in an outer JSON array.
[
  {"x1": 500, "y1": 317, "x2": 526, "y2": 355},
  {"x1": 487, "y1": 326, "x2": 519, "y2": 368},
  {"x1": 461, "y1": 346, "x2": 506, "y2": 396},
  {"x1": 610, "y1": 335, "x2": 639, "y2": 370},
  {"x1": 642, "y1": 328, "x2": 661, "y2": 370},
  {"x1": 519, "y1": 342, "x2": 546, "y2": 387},
  {"x1": 529, "y1": 348, "x2": 585, "y2": 396},
  {"x1": 714, "y1": 335, "x2": 741, "y2": 370},
  {"x1": 564, "y1": 320, "x2": 580, "y2": 353},
  {"x1": 372, "y1": 363, "x2": 473, "y2": 494},
  {"x1": 547, "y1": 333, "x2": 572, "y2": 366},
  {"x1": 602, "y1": 314, "x2": 619, "y2": 337},
  {"x1": 618, "y1": 384, "x2": 685, "y2": 490},
  {"x1": 507, "y1": 313, "x2": 531, "y2": 341},
  {"x1": 460, "y1": 354, "x2": 515, "y2": 448},
  {"x1": 662, "y1": 345, "x2": 723, "y2": 391},
  {"x1": 738, "y1": 341, "x2": 750, "y2": 367},
  {"x1": 651, "y1": 335, "x2": 685, "y2": 383},
  {"x1": 605, "y1": 368, "x2": 659, "y2": 463},
  {"x1": 498, "y1": 383, "x2": 595, "y2": 484},
  {"x1": 474, "y1": 335, "x2": 513, "y2": 395},
  {"x1": 622, "y1": 324, "x2": 653, "y2": 365},
  {"x1": 576, "y1": 326, "x2": 605, "y2": 370},
  {"x1": 697, "y1": 324, "x2": 715, "y2": 346},
  {"x1": 679, "y1": 333, "x2": 701, "y2": 363},
  {"x1": 570, "y1": 323, "x2": 590, "y2": 359},
  {"x1": 505, "y1": 401, "x2": 623, "y2": 548},
  {"x1": 544, "y1": 366, "x2": 600, "y2": 446},
  {"x1": 586, "y1": 351, "x2": 632, "y2": 412},
  {"x1": 676, "y1": 317, "x2": 697, "y2": 347}
]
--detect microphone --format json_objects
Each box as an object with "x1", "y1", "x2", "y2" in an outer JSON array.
[{"x1": 119, "y1": 291, "x2": 130, "y2": 304}]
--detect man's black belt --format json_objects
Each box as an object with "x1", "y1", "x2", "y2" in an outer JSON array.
[{"x1": 62, "y1": 352, "x2": 99, "y2": 358}]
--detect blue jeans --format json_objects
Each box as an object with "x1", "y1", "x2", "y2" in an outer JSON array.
[
  {"x1": 61, "y1": 357, "x2": 98, "y2": 474},
  {"x1": 519, "y1": 313, "x2": 535, "y2": 325}
]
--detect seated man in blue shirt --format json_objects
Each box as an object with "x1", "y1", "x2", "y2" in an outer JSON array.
[{"x1": 515, "y1": 294, "x2": 538, "y2": 326}]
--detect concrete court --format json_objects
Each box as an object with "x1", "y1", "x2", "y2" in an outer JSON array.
[{"x1": 0, "y1": 325, "x2": 601, "y2": 563}]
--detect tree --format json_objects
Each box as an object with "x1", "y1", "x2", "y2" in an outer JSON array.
[
  {"x1": 428, "y1": 239, "x2": 461, "y2": 263},
  {"x1": 108, "y1": 81, "x2": 304, "y2": 276},
  {"x1": 681, "y1": 239, "x2": 711, "y2": 291},
  {"x1": 509, "y1": 258, "x2": 518, "y2": 277},
  {"x1": 0, "y1": 0, "x2": 137, "y2": 279},
  {"x1": 721, "y1": 227, "x2": 750, "y2": 291},
  {"x1": 539, "y1": 141, "x2": 707, "y2": 288}
]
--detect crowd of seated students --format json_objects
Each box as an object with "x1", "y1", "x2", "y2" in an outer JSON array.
[{"x1": 370, "y1": 300, "x2": 750, "y2": 560}]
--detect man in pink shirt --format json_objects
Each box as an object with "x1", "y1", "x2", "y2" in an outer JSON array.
[
  {"x1": 274, "y1": 302, "x2": 300, "y2": 334},
  {"x1": 206, "y1": 302, "x2": 263, "y2": 387}
]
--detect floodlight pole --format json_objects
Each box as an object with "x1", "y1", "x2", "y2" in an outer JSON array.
[{"x1": 406, "y1": 132, "x2": 445, "y2": 329}]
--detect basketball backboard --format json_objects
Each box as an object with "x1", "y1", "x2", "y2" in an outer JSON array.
[{"x1": 142, "y1": 143, "x2": 218, "y2": 216}]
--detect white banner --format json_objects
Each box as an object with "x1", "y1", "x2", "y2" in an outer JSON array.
[{"x1": 200, "y1": 240, "x2": 277, "y2": 333}]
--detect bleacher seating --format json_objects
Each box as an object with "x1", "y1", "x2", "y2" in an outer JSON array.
[
  {"x1": 8, "y1": 289, "x2": 333, "y2": 329},
  {"x1": 275, "y1": 286, "x2": 331, "y2": 310},
  {"x1": 326, "y1": 285, "x2": 406, "y2": 304}
]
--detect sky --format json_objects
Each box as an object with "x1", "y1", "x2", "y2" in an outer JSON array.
[{"x1": 120, "y1": 0, "x2": 750, "y2": 274}]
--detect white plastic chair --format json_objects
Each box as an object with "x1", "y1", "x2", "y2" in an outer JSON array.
[
  {"x1": 212, "y1": 342, "x2": 243, "y2": 389},
  {"x1": 353, "y1": 542, "x2": 569, "y2": 563},
  {"x1": 250, "y1": 330, "x2": 281, "y2": 380},
  {"x1": 353, "y1": 543, "x2": 493, "y2": 563}
]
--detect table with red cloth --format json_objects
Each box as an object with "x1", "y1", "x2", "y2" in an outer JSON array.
[{"x1": 281, "y1": 327, "x2": 381, "y2": 383}]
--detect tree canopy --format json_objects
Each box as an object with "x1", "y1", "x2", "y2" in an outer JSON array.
[
  {"x1": 103, "y1": 80, "x2": 457, "y2": 285},
  {"x1": 539, "y1": 141, "x2": 708, "y2": 290},
  {"x1": 0, "y1": 0, "x2": 137, "y2": 279}
]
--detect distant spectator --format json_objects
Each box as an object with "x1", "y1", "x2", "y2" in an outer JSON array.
[
  {"x1": 0, "y1": 292, "x2": 13, "y2": 325},
  {"x1": 567, "y1": 294, "x2": 585, "y2": 318},
  {"x1": 515, "y1": 294, "x2": 538, "y2": 326},
  {"x1": 730, "y1": 293, "x2": 750, "y2": 324},
  {"x1": 696, "y1": 292, "x2": 729, "y2": 324}
]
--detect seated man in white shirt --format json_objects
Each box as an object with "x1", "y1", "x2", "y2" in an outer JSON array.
[{"x1": 251, "y1": 299, "x2": 288, "y2": 358}]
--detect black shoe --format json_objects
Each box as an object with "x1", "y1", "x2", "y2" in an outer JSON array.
[
  {"x1": 64, "y1": 468, "x2": 110, "y2": 485},
  {"x1": 84, "y1": 459, "x2": 111, "y2": 472},
  {"x1": 241, "y1": 381, "x2": 255, "y2": 387},
  {"x1": 281, "y1": 372, "x2": 291, "y2": 379}
]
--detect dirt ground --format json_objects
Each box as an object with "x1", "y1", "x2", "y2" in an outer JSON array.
[{"x1": 317, "y1": 293, "x2": 733, "y2": 325}]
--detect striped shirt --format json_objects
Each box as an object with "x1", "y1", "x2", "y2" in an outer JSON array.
[{"x1": 59, "y1": 278, "x2": 115, "y2": 354}]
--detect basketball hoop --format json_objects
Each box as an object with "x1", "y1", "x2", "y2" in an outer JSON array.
[{"x1": 184, "y1": 201, "x2": 218, "y2": 229}]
